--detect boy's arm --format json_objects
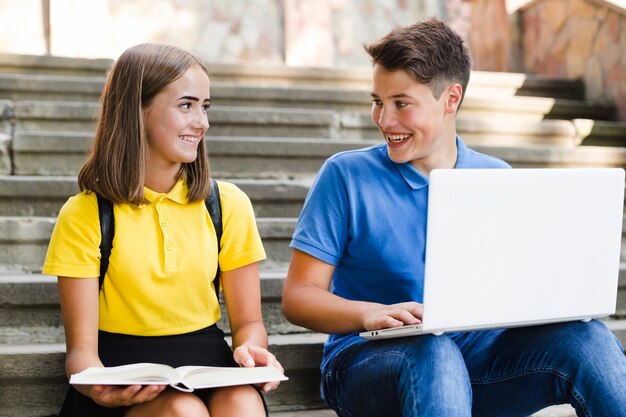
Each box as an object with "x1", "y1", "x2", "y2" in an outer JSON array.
[{"x1": 282, "y1": 250, "x2": 423, "y2": 333}]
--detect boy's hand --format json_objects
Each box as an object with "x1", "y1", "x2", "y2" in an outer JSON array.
[{"x1": 362, "y1": 301, "x2": 423, "y2": 331}]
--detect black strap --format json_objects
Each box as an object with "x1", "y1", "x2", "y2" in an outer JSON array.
[
  {"x1": 96, "y1": 194, "x2": 114, "y2": 289},
  {"x1": 205, "y1": 179, "x2": 222, "y2": 293},
  {"x1": 97, "y1": 179, "x2": 222, "y2": 293}
]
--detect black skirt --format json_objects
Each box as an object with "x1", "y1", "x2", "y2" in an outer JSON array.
[{"x1": 58, "y1": 325, "x2": 267, "y2": 417}]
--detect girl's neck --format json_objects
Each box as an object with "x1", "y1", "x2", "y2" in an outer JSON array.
[{"x1": 144, "y1": 167, "x2": 180, "y2": 193}]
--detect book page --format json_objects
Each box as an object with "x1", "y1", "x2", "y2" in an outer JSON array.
[
  {"x1": 70, "y1": 363, "x2": 180, "y2": 385},
  {"x1": 175, "y1": 366, "x2": 288, "y2": 389}
]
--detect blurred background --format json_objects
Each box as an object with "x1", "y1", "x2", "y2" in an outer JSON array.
[{"x1": 2, "y1": 0, "x2": 625, "y2": 119}]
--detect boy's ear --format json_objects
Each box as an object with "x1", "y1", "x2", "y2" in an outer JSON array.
[{"x1": 444, "y1": 83, "x2": 463, "y2": 113}]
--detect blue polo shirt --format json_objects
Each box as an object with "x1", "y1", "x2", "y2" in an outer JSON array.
[{"x1": 290, "y1": 137, "x2": 510, "y2": 368}]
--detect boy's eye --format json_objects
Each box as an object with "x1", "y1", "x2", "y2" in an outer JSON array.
[
  {"x1": 371, "y1": 98, "x2": 382, "y2": 106},
  {"x1": 396, "y1": 101, "x2": 408, "y2": 108}
]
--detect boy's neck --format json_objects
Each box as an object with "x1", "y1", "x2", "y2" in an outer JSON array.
[{"x1": 411, "y1": 130, "x2": 459, "y2": 176}]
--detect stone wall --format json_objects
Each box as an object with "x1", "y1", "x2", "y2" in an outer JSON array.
[
  {"x1": 520, "y1": 0, "x2": 626, "y2": 120},
  {"x1": 0, "y1": 0, "x2": 441, "y2": 67}
]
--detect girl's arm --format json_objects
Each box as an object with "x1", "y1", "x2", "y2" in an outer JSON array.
[
  {"x1": 58, "y1": 277, "x2": 102, "y2": 380},
  {"x1": 221, "y1": 262, "x2": 284, "y2": 391},
  {"x1": 58, "y1": 277, "x2": 165, "y2": 406}
]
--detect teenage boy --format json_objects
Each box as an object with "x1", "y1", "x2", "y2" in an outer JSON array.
[{"x1": 282, "y1": 18, "x2": 626, "y2": 417}]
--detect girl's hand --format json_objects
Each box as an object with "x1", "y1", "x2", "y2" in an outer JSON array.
[
  {"x1": 80, "y1": 384, "x2": 166, "y2": 407},
  {"x1": 233, "y1": 343, "x2": 285, "y2": 392}
]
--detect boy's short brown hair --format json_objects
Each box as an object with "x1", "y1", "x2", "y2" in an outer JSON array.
[{"x1": 365, "y1": 18, "x2": 471, "y2": 103}]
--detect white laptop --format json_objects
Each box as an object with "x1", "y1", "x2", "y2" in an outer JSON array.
[{"x1": 361, "y1": 168, "x2": 625, "y2": 340}]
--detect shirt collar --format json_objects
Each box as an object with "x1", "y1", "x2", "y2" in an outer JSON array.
[
  {"x1": 393, "y1": 135, "x2": 468, "y2": 190},
  {"x1": 454, "y1": 136, "x2": 470, "y2": 168},
  {"x1": 143, "y1": 177, "x2": 189, "y2": 205}
]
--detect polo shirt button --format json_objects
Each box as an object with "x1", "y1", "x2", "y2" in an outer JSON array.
[
  {"x1": 161, "y1": 220, "x2": 169, "y2": 227},
  {"x1": 166, "y1": 243, "x2": 173, "y2": 250}
]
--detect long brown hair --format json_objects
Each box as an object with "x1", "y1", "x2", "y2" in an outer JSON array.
[
  {"x1": 364, "y1": 18, "x2": 471, "y2": 106},
  {"x1": 78, "y1": 43, "x2": 211, "y2": 203}
]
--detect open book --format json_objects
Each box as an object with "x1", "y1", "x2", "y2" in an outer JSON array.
[{"x1": 70, "y1": 363, "x2": 288, "y2": 392}]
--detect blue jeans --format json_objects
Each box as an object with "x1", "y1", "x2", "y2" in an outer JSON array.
[{"x1": 321, "y1": 320, "x2": 626, "y2": 417}]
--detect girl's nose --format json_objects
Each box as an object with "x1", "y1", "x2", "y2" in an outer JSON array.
[{"x1": 194, "y1": 110, "x2": 210, "y2": 131}]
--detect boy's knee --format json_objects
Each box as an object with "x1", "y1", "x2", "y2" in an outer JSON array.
[
  {"x1": 380, "y1": 335, "x2": 468, "y2": 377},
  {"x1": 566, "y1": 321, "x2": 621, "y2": 352},
  {"x1": 547, "y1": 320, "x2": 624, "y2": 370}
]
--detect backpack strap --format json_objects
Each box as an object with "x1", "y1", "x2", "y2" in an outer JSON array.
[
  {"x1": 97, "y1": 193, "x2": 114, "y2": 290},
  {"x1": 206, "y1": 179, "x2": 222, "y2": 294},
  {"x1": 97, "y1": 178, "x2": 223, "y2": 293}
]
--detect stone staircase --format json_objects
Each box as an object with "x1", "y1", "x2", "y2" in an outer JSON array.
[{"x1": 1, "y1": 52, "x2": 626, "y2": 417}]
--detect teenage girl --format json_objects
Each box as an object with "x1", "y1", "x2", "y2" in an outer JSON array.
[{"x1": 43, "y1": 43, "x2": 283, "y2": 417}]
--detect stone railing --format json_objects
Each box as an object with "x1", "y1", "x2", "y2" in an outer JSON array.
[{"x1": 520, "y1": 0, "x2": 626, "y2": 120}]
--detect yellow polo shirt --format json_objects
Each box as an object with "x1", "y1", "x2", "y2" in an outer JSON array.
[{"x1": 43, "y1": 179, "x2": 266, "y2": 336}]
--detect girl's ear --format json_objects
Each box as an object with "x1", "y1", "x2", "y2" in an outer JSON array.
[{"x1": 444, "y1": 83, "x2": 463, "y2": 113}]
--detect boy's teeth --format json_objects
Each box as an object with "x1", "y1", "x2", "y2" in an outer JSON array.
[{"x1": 387, "y1": 134, "x2": 410, "y2": 142}]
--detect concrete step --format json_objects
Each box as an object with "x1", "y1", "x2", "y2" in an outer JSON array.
[
  {"x1": 11, "y1": 101, "x2": 341, "y2": 138},
  {"x1": 477, "y1": 142, "x2": 626, "y2": 169},
  {"x1": 2, "y1": 166, "x2": 626, "y2": 225},
  {"x1": 0, "y1": 53, "x2": 112, "y2": 76},
  {"x1": 2, "y1": 264, "x2": 625, "y2": 345},
  {"x1": 0, "y1": 333, "x2": 328, "y2": 417},
  {"x1": 0, "y1": 141, "x2": 626, "y2": 217},
  {"x1": 213, "y1": 84, "x2": 607, "y2": 118},
  {"x1": 7, "y1": 133, "x2": 626, "y2": 180},
  {"x1": 0, "y1": 68, "x2": 588, "y2": 106},
  {"x1": 572, "y1": 119, "x2": 626, "y2": 146},
  {"x1": 272, "y1": 405, "x2": 580, "y2": 417},
  {"x1": 339, "y1": 113, "x2": 626, "y2": 144},
  {"x1": 0, "y1": 53, "x2": 586, "y2": 100},
  {"x1": 0, "y1": 73, "x2": 106, "y2": 101},
  {"x1": 206, "y1": 63, "x2": 586, "y2": 101},
  {"x1": 460, "y1": 118, "x2": 626, "y2": 147},
  {"x1": 1, "y1": 324, "x2": 624, "y2": 417},
  {"x1": 8, "y1": 94, "x2": 620, "y2": 137},
  {"x1": 10, "y1": 134, "x2": 377, "y2": 177},
  {"x1": 458, "y1": 95, "x2": 616, "y2": 123},
  {"x1": 0, "y1": 175, "x2": 310, "y2": 217},
  {"x1": 0, "y1": 271, "x2": 306, "y2": 345},
  {"x1": 0, "y1": 216, "x2": 295, "y2": 274},
  {"x1": 466, "y1": 71, "x2": 585, "y2": 101}
]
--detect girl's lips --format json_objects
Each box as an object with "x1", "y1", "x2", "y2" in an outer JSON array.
[{"x1": 179, "y1": 135, "x2": 201, "y2": 143}]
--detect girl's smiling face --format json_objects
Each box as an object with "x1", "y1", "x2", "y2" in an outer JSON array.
[
  {"x1": 143, "y1": 64, "x2": 210, "y2": 173},
  {"x1": 370, "y1": 64, "x2": 461, "y2": 174}
]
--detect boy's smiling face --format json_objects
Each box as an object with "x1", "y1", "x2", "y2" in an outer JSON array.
[{"x1": 370, "y1": 64, "x2": 461, "y2": 174}]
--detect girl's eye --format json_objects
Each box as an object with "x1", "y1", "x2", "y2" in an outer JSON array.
[
  {"x1": 180, "y1": 102, "x2": 192, "y2": 110},
  {"x1": 202, "y1": 103, "x2": 211, "y2": 112}
]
